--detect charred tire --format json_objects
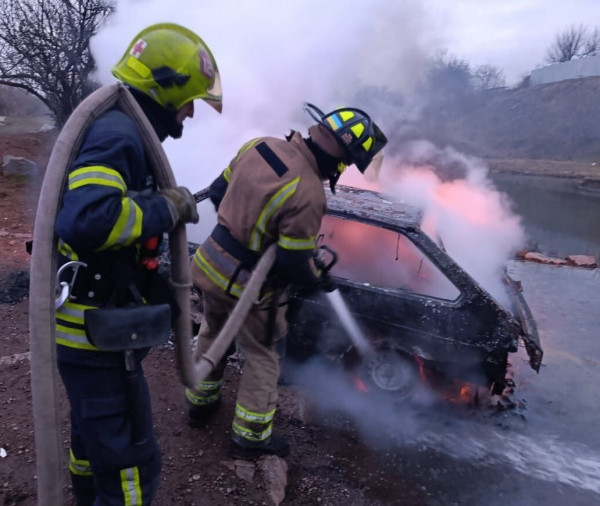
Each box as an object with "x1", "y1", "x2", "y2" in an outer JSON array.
[{"x1": 362, "y1": 349, "x2": 419, "y2": 401}]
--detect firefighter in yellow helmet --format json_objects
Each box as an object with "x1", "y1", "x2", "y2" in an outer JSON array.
[
  {"x1": 185, "y1": 102, "x2": 387, "y2": 459},
  {"x1": 54, "y1": 23, "x2": 222, "y2": 505},
  {"x1": 112, "y1": 22, "x2": 223, "y2": 133}
]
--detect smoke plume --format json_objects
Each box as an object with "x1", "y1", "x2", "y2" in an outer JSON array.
[
  {"x1": 91, "y1": 0, "x2": 441, "y2": 195},
  {"x1": 341, "y1": 141, "x2": 525, "y2": 306}
]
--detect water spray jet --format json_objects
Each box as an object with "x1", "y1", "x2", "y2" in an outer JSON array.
[{"x1": 325, "y1": 289, "x2": 374, "y2": 357}]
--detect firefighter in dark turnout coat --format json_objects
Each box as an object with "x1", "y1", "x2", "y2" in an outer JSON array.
[
  {"x1": 54, "y1": 23, "x2": 222, "y2": 505},
  {"x1": 185, "y1": 103, "x2": 387, "y2": 459}
]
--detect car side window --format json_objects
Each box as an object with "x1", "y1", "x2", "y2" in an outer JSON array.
[{"x1": 319, "y1": 216, "x2": 460, "y2": 300}]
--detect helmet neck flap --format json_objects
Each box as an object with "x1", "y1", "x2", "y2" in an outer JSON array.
[
  {"x1": 304, "y1": 135, "x2": 345, "y2": 194},
  {"x1": 128, "y1": 86, "x2": 183, "y2": 141}
]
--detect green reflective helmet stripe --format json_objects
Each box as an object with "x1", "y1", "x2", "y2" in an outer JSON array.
[
  {"x1": 351, "y1": 122, "x2": 365, "y2": 138},
  {"x1": 126, "y1": 56, "x2": 151, "y2": 78},
  {"x1": 112, "y1": 23, "x2": 222, "y2": 113}
]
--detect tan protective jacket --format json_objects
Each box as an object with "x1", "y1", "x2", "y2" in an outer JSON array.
[{"x1": 192, "y1": 131, "x2": 325, "y2": 298}]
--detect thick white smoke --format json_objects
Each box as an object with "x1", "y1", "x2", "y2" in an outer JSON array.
[
  {"x1": 91, "y1": 0, "x2": 441, "y2": 193},
  {"x1": 284, "y1": 356, "x2": 438, "y2": 444},
  {"x1": 343, "y1": 141, "x2": 525, "y2": 306}
]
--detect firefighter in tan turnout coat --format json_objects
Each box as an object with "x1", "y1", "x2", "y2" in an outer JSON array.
[{"x1": 186, "y1": 103, "x2": 388, "y2": 459}]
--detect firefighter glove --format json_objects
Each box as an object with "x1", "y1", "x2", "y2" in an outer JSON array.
[
  {"x1": 316, "y1": 271, "x2": 338, "y2": 293},
  {"x1": 160, "y1": 186, "x2": 199, "y2": 228}
]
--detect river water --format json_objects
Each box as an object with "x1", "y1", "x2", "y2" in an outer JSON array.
[{"x1": 491, "y1": 173, "x2": 600, "y2": 260}]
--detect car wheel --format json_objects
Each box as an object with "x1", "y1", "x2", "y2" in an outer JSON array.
[{"x1": 363, "y1": 349, "x2": 419, "y2": 400}]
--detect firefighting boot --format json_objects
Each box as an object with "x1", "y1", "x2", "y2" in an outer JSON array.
[
  {"x1": 187, "y1": 398, "x2": 222, "y2": 427},
  {"x1": 229, "y1": 434, "x2": 290, "y2": 460},
  {"x1": 185, "y1": 386, "x2": 222, "y2": 428}
]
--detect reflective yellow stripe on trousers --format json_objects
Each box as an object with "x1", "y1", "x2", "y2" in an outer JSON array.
[
  {"x1": 185, "y1": 379, "x2": 223, "y2": 406},
  {"x1": 120, "y1": 466, "x2": 143, "y2": 505},
  {"x1": 232, "y1": 402, "x2": 276, "y2": 442}
]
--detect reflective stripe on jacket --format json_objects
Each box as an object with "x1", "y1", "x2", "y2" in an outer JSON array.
[
  {"x1": 54, "y1": 107, "x2": 173, "y2": 350},
  {"x1": 55, "y1": 300, "x2": 99, "y2": 351},
  {"x1": 194, "y1": 131, "x2": 326, "y2": 297},
  {"x1": 55, "y1": 108, "x2": 172, "y2": 253}
]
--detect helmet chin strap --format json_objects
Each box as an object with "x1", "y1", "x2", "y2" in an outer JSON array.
[{"x1": 329, "y1": 172, "x2": 342, "y2": 194}]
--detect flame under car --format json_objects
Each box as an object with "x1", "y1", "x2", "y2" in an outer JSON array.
[{"x1": 285, "y1": 186, "x2": 543, "y2": 396}]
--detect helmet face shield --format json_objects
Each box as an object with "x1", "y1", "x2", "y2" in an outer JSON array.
[
  {"x1": 203, "y1": 70, "x2": 223, "y2": 113},
  {"x1": 304, "y1": 103, "x2": 387, "y2": 173},
  {"x1": 353, "y1": 121, "x2": 388, "y2": 172},
  {"x1": 112, "y1": 23, "x2": 223, "y2": 113}
]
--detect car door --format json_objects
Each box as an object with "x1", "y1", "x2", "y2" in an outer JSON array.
[{"x1": 288, "y1": 215, "x2": 518, "y2": 368}]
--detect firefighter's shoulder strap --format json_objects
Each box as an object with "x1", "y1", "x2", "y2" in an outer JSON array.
[{"x1": 255, "y1": 141, "x2": 289, "y2": 178}]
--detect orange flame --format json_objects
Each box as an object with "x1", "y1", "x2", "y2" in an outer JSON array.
[{"x1": 353, "y1": 375, "x2": 369, "y2": 394}]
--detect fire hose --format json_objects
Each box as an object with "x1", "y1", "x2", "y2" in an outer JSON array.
[{"x1": 29, "y1": 84, "x2": 274, "y2": 505}]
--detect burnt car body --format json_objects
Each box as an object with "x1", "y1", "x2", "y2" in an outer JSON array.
[{"x1": 285, "y1": 185, "x2": 543, "y2": 395}]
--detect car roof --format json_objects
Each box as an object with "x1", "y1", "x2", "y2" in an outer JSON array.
[{"x1": 325, "y1": 185, "x2": 423, "y2": 231}]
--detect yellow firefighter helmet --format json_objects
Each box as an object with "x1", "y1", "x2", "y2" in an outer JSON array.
[{"x1": 112, "y1": 23, "x2": 222, "y2": 113}]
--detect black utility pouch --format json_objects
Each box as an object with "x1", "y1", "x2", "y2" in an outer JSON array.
[{"x1": 84, "y1": 303, "x2": 172, "y2": 351}]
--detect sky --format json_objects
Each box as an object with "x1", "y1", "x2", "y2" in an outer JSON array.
[{"x1": 429, "y1": 0, "x2": 600, "y2": 83}]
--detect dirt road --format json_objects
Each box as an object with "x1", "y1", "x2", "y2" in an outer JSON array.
[{"x1": 1, "y1": 128, "x2": 598, "y2": 505}]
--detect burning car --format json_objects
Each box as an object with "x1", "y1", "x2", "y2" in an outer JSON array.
[{"x1": 285, "y1": 185, "x2": 543, "y2": 397}]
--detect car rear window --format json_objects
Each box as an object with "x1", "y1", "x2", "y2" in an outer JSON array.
[{"x1": 319, "y1": 216, "x2": 460, "y2": 300}]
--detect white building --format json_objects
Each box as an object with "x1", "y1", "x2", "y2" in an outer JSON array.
[{"x1": 530, "y1": 53, "x2": 600, "y2": 85}]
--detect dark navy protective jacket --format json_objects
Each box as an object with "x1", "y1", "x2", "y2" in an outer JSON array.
[
  {"x1": 56, "y1": 108, "x2": 172, "y2": 251},
  {"x1": 54, "y1": 106, "x2": 173, "y2": 351}
]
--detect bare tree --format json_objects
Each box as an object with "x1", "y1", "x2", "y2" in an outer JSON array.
[
  {"x1": 425, "y1": 52, "x2": 505, "y2": 93},
  {"x1": 412, "y1": 51, "x2": 469, "y2": 145},
  {"x1": 0, "y1": 0, "x2": 114, "y2": 126},
  {"x1": 425, "y1": 51, "x2": 473, "y2": 96},
  {"x1": 471, "y1": 64, "x2": 505, "y2": 90},
  {"x1": 546, "y1": 24, "x2": 600, "y2": 63},
  {"x1": 582, "y1": 27, "x2": 600, "y2": 57}
]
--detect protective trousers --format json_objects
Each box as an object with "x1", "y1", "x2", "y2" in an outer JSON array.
[
  {"x1": 57, "y1": 345, "x2": 161, "y2": 505},
  {"x1": 188, "y1": 287, "x2": 287, "y2": 442}
]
